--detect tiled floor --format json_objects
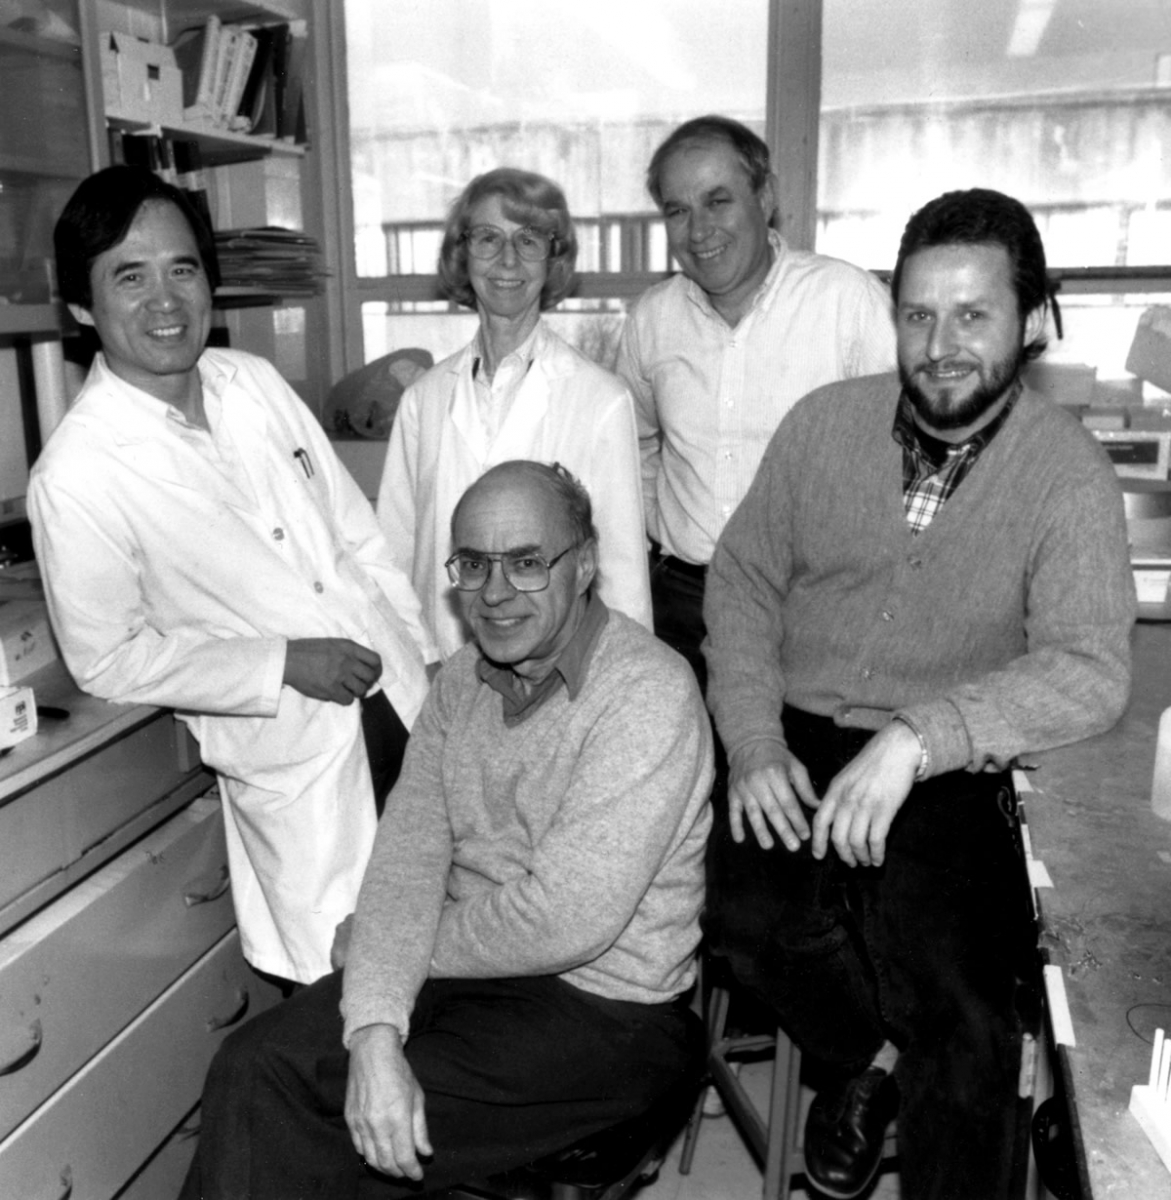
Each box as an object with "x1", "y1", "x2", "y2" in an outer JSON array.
[{"x1": 637, "y1": 1061, "x2": 901, "y2": 1200}]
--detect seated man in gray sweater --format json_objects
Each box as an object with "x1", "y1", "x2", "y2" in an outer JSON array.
[
  {"x1": 703, "y1": 189, "x2": 1135, "y2": 1200},
  {"x1": 182, "y1": 460, "x2": 713, "y2": 1199}
]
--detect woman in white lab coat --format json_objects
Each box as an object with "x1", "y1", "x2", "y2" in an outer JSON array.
[{"x1": 377, "y1": 168, "x2": 652, "y2": 659}]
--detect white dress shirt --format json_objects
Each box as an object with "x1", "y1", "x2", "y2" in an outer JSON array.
[{"x1": 617, "y1": 231, "x2": 897, "y2": 564}]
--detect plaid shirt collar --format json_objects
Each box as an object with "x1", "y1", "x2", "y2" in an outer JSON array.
[{"x1": 892, "y1": 379, "x2": 1021, "y2": 535}]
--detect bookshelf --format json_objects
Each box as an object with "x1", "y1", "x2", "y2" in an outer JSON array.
[{"x1": 0, "y1": 14, "x2": 90, "y2": 329}]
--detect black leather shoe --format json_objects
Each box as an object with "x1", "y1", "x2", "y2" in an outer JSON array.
[{"x1": 804, "y1": 1066, "x2": 898, "y2": 1199}]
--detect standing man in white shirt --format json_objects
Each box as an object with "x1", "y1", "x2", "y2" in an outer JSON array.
[
  {"x1": 617, "y1": 115, "x2": 897, "y2": 685},
  {"x1": 30, "y1": 166, "x2": 435, "y2": 988}
]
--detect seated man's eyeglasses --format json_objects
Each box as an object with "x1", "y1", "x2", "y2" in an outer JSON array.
[
  {"x1": 445, "y1": 545, "x2": 578, "y2": 593},
  {"x1": 463, "y1": 225, "x2": 555, "y2": 262}
]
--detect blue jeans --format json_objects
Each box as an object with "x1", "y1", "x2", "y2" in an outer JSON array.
[{"x1": 704, "y1": 706, "x2": 1038, "y2": 1200}]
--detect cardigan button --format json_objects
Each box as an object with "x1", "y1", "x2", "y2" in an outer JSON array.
[
  {"x1": 273, "y1": 527, "x2": 285, "y2": 541},
  {"x1": 313, "y1": 581, "x2": 324, "y2": 594}
]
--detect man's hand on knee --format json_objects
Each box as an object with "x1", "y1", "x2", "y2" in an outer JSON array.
[
  {"x1": 727, "y1": 742, "x2": 816, "y2": 851},
  {"x1": 345, "y1": 1024, "x2": 432, "y2": 1180},
  {"x1": 812, "y1": 721, "x2": 920, "y2": 867}
]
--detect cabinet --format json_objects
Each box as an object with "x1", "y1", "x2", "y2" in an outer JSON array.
[
  {"x1": 0, "y1": 4, "x2": 91, "y2": 337},
  {"x1": 0, "y1": 662, "x2": 281, "y2": 1198}
]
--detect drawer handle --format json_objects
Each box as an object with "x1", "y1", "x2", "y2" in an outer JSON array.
[
  {"x1": 184, "y1": 865, "x2": 231, "y2": 907},
  {"x1": 207, "y1": 986, "x2": 250, "y2": 1032},
  {"x1": 42, "y1": 1165, "x2": 71, "y2": 1200},
  {"x1": 0, "y1": 1019, "x2": 42, "y2": 1076}
]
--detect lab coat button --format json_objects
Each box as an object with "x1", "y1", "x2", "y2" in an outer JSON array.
[
  {"x1": 860, "y1": 667, "x2": 873, "y2": 680},
  {"x1": 313, "y1": 581, "x2": 324, "y2": 594},
  {"x1": 882, "y1": 610, "x2": 893, "y2": 621},
  {"x1": 273, "y1": 527, "x2": 285, "y2": 541}
]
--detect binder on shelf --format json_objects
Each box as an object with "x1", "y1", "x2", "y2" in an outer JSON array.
[
  {"x1": 238, "y1": 25, "x2": 279, "y2": 134},
  {"x1": 278, "y1": 21, "x2": 308, "y2": 143},
  {"x1": 172, "y1": 139, "x2": 214, "y2": 232},
  {"x1": 171, "y1": 14, "x2": 221, "y2": 123},
  {"x1": 223, "y1": 29, "x2": 258, "y2": 131},
  {"x1": 155, "y1": 135, "x2": 179, "y2": 186},
  {"x1": 209, "y1": 22, "x2": 240, "y2": 126}
]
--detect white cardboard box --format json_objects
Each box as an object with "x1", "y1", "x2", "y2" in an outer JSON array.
[
  {"x1": 0, "y1": 686, "x2": 36, "y2": 751},
  {"x1": 101, "y1": 32, "x2": 184, "y2": 125},
  {"x1": 0, "y1": 600, "x2": 57, "y2": 686}
]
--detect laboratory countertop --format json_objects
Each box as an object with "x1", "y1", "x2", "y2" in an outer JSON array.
[
  {"x1": 1024, "y1": 621, "x2": 1171, "y2": 1198},
  {"x1": 0, "y1": 660, "x2": 161, "y2": 808}
]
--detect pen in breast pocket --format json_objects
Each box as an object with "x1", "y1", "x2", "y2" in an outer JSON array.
[{"x1": 294, "y1": 448, "x2": 314, "y2": 478}]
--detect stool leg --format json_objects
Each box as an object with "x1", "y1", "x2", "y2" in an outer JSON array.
[
  {"x1": 679, "y1": 984, "x2": 732, "y2": 1175},
  {"x1": 763, "y1": 1030, "x2": 801, "y2": 1200},
  {"x1": 677, "y1": 1092, "x2": 705, "y2": 1174}
]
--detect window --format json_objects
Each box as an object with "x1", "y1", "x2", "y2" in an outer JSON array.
[
  {"x1": 336, "y1": 0, "x2": 1171, "y2": 403},
  {"x1": 338, "y1": 0, "x2": 768, "y2": 374},
  {"x1": 819, "y1": 0, "x2": 1171, "y2": 400}
]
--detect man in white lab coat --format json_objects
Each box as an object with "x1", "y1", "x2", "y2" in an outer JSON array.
[{"x1": 28, "y1": 166, "x2": 435, "y2": 987}]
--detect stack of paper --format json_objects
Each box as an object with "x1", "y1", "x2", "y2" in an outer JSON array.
[{"x1": 214, "y1": 227, "x2": 324, "y2": 297}]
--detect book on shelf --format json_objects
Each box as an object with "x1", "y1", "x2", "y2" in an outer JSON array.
[
  {"x1": 210, "y1": 24, "x2": 241, "y2": 127},
  {"x1": 237, "y1": 25, "x2": 280, "y2": 135},
  {"x1": 279, "y1": 21, "x2": 309, "y2": 143},
  {"x1": 171, "y1": 13, "x2": 221, "y2": 123},
  {"x1": 222, "y1": 27, "x2": 258, "y2": 130},
  {"x1": 171, "y1": 139, "x2": 214, "y2": 232}
]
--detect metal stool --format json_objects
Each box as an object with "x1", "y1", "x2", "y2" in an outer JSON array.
[{"x1": 679, "y1": 981, "x2": 897, "y2": 1199}]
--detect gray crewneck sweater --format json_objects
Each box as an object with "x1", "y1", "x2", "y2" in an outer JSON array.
[{"x1": 342, "y1": 607, "x2": 714, "y2": 1043}]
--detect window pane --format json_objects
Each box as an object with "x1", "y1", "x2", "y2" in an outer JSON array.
[
  {"x1": 818, "y1": 0, "x2": 1171, "y2": 272},
  {"x1": 343, "y1": 0, "x2": 767, "y2": 282},
  {"x1": 820, "y1": 0, "x2": 1171, "y2": 402}
]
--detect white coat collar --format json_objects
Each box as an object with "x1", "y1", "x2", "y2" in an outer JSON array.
[
  {"x1": 446, "y1": 320, "x2": 573, "y2": 457},
  {"x1": 77, "y1": 351, "x2": 267, "y2": 512}
]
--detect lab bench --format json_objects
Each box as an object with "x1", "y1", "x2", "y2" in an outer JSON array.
[
  {"x1": 0, "y1": 661, "x2": 279, "y2": 1200},
  {"x1": 1025, "y1": 621, "x2": 1171, "y2": 1198}
]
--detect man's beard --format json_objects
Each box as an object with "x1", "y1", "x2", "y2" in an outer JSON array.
[{"x1": 899, "y1": 345, "x2": 1024, "y2": 434}]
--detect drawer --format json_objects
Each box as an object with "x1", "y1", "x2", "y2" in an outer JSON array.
[
  {"x1": 0, "y1": 715, "x2": 191, "y2": 913},
  {"x1": 0, "y1": 797, "x2": 234, "y2": 1140},
  {"x1": 113, "y1": 1108, "x2": 199, "y2": 1200},
  {"x1": 0, "y1": 929, "x2": 275, "y2": 1200}
]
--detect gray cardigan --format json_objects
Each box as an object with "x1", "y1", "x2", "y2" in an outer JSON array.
[{"x1": 704, "y1": 373, "x2": 1136, "y2": 776}]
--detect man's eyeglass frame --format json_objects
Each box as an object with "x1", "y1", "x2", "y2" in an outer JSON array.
[{"x1": 445, "y1": 544, "x2": 579, "y2": 592}]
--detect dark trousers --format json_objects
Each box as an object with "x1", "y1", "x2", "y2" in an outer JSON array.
[
  {"x1": 360, "y1": 690, "x2": 409, "y2": 819},
  {"x1": 181, "y1": 969, "x2": 703, "y2": 1200},
  {"x1": 649, "y1": 551, "x2": 709, "y2": 694},
  {"x1": 704, "y1": 706, "x2": 1037, "y2": 1200}
]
